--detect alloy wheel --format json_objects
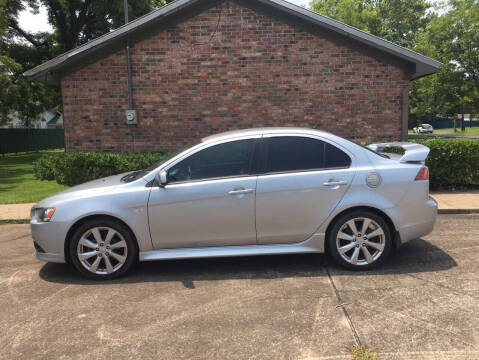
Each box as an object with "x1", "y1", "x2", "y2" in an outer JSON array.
[
  {"x1": 335, "y1": 217, "x2": 385, "y2": 266},
  {"x1": 76, "y1": 227, "x2": 128, "y2": 275}
]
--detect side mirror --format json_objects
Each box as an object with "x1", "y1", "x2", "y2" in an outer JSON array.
[{"x1": 155, "y1": 170, "x2": 168, "y2": 187}]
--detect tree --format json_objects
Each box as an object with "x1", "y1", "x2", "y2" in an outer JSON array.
[
  {"x1": 37, "y1": 0, "x2": 170, "y2": 51},
  {"x1": 0, "y1": 0, "x2": 57, "y2": 126},
  {"x1": 410, "y1": 0, "x2": 479, "y2": 125},
  {"x1": 1, "y1": 0, "x2": 172, "y2": 126},
  {"x1": 309, "y1": 0, "x2": 380, "y2": 33},
  {"x1": 6, "y1": 0, "x2": 172, "y2": 52},
  {"x1": 309, "y1": 0, "x2": 432, "y2": 48},
  {"x1": 309, "y1": 0, "x2": 479, "y2": 127}
]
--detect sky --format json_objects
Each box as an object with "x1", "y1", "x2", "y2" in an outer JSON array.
[
  {"x1": 18, "y1": 6, "x2": 53, "y2": 33},
  {"x1": 18, "y1": 0, "x2": 311, "y2": 33}
]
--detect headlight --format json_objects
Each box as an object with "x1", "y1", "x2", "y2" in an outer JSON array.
[{"x1": 31, "y1": 207, "x2": 56, "y2": 222}]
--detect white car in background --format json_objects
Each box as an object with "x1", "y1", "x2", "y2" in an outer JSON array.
[
  {"x1": 31, "y1": 128, "x2": 437, "y2": 279},
  {"x1": 413, "y1": 124, "x2": 434, "y2": 134}
]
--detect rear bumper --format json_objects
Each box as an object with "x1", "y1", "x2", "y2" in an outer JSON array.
[{"x1": 396, "y1": 196, "x2": 437, "y2": 244}]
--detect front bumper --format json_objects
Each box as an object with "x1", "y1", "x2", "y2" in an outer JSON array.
[
  {"x1": 31, "y1": 220, "x2": 68, "y2": 263},
  {"x1": 35, "y1": 250, "x2": 65, "y2": 263}
]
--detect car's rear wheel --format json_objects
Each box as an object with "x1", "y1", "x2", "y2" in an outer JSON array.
[
  {"x1": 327, "y1": 210, "x2": 392, "y2": 270},
  {"x1": 69, "y1": 219, "x2": 137, "y2": 279}
]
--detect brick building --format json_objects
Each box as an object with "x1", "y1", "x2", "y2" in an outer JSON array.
[{"x1": 25, "y1": 0, "x2": 441, "y2": 153}]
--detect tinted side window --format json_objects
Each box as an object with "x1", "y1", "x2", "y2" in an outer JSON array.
[
  {"x1": 167, "y1": 139, "x2": 255, "y2": 183},
  {"x1": 325, "y1": 143, "x2": 351, "y2": 168},
  {"x1": 265, "y1": 136, "x2": 351, "y2": 173},
  {"x1": 266, "y1": 136, "x2": 325, "y2": 173}
]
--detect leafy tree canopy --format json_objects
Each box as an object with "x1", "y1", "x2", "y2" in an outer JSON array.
[
  {"x1": 410, "y1": 0, "x2": 479, "y2": 123},
  {"x1": 309, "y1": 0, "x2": 432, "y2": 48},
  {"x1": 309, "y1": 0, "x2": 479, "y2": 125},
  {"x1": 0, "y1": 0, "x2": 171, "y2": 126}
]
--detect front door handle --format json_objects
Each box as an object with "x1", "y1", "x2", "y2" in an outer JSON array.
[
  {"x1": 228, "y1": 187, "x2": 254, "y2": 195},
  {"x1": 323, "y1": 180, "x2": 348, "y2": 187}
]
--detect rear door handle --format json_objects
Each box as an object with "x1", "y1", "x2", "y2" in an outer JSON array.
[
  {"x1": 323, "y1": 180, "x2": 348, "y2": 187},
  {"x1": 228, "y1": 188, "x2": 254, "y2": 195}
]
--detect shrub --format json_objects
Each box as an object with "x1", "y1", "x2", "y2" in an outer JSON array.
[
  {"x1": 414, "y1": 138, "x2": 479, "y2": 189},
  {"x1": 34, "y1": 138, "x2": 479, "y2": 190},
  {"x1": 364, "y1": 138, "x2": 479, "y2": 189},
  {"x1": 34, "y1": 152, "x2": 169, "y2": 186},
  {"x1": 33, "y1": 152, "x2": 62, "y2": 181}
]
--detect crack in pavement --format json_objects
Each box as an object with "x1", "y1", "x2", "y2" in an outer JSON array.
[
  {"x1": 0, "y1": 233, "x2": 31, "y2": 244},
  {"x1": 326, "y1": 267, "x2": 361, "y2": 346}
]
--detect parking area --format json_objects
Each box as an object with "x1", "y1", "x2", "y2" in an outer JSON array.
[{"x1": 1, "y1": 214, "x2": 478, "y2": 359}]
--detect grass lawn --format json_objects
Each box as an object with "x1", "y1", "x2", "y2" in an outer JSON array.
[
  {"x1": 0, "y1": 151, "x2": 69, "y2": 204},
  {"x1": 352, "y1": 345, "x2": 379, "y2": 360},
  {"x1": 433, "y1": 127, "x2": 479, "y2": 135},
  {"x1": 409, "y1": 127, "x2": 479, "y2": 136}
]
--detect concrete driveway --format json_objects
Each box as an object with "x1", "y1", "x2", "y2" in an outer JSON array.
[{"x1": 1, "y1": 214, "x2": 478, "y2": 359}]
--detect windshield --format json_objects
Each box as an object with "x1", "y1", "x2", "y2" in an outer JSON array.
[
  {"x1": 422, "y1": 124, "x2": 432, "y2": 129},
  {"x1": 120, "y1": 142, "x2": 200, "y2": 183}
]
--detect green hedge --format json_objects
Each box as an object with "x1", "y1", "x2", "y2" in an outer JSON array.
[
  {"x1": 413, "y1": 138, "x2": 479, "y2": 189},
  {"x1": 370, "y1": 138, "x2": 479, "y2": 189},
  {"x1": 34, "y1": 152, "x2": 168, "y2": 186},
  {"x1": 33, "y1": 138, "x2": 479, "y2": 189}
]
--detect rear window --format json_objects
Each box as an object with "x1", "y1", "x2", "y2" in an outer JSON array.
[{"x1": 325, "y1": 143, "x2": 351, "y2": 168}]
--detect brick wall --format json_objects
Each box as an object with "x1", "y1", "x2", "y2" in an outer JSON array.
[{"x1": 61, "y1": 0, "x2": 410, "y2": 153}]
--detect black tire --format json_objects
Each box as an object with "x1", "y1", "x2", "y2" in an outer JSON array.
[
  {"x1": 327, "y1": 210, "x2": 392, "y2": 270},
  {"x1": 69, "y1": 218, "x2": 138, "y2": 280}
]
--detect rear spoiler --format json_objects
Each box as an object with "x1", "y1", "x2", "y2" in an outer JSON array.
[{"x1": 367, "y1": 142, "x2": 430, "y2": 163}]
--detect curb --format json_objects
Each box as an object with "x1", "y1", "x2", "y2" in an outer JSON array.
[
  {"x1": 438, "y1": 209, "x2": 479, "y2": 214},
  {"x1": 0, "y1": 219, "x2": 30, "y2": 225},
  {"x1": 409, "y1": 133, "x2": 479, "y2": 139}
]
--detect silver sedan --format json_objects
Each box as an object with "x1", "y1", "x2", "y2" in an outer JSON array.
[{"x1": 31, "y1": 128, "x2": 437, "y2": 279}]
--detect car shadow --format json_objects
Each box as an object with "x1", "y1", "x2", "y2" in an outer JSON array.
[{"x1": 39, "y1": 238, "x2": 457, "y2": 288}]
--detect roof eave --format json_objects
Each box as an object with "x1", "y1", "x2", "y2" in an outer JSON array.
[
  {"x1": 411, "y1": 62, "x2": 442, "y2": 80},
  {"x1": 23, "y1": 0, "x2": 202, "y2": 82},
  {"x1": 260, "y1": 0, "x2": 442, "y2": 76},
  {"x1": 23, "y1": 0, "x2": 442, "y2": 82}
]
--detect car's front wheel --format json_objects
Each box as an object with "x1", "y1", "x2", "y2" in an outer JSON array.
[
  {"x1": 69, "y1": 218, "x2": 137, "y2": 279},
  {"x1": 327, "y1": 211, "x2": 392, "y2": 270}
]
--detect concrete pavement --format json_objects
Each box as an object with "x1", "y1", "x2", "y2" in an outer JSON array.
[
  {"x1": 0, "y1": 203, "x2": 34, "y2": 220},
  {"x1": 431, "y1": 191, "x2": 479, "y2": 212},
  {"x1": 1, "y1": 214, "x2": 478, "y2": 359}
]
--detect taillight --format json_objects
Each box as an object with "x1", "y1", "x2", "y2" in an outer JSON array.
[{"x1": 415, "y1": 167, "x2": 429, "y2": 181}]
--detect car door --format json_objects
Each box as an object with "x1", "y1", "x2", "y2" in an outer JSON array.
[
  {"x1": 256, "y1": 134, "x2": 355, "y2": 244},
  {"x1": 148, "y1": 137, "x2": 259, "y2": 249}
]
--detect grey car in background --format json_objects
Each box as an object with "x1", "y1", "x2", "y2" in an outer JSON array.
[
  {"x1": 31, "y1": 128, "x2": 437, "y2": 279},
  {"x1": 413, "y1": 123, "x2": 434, "y2": 134}
]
